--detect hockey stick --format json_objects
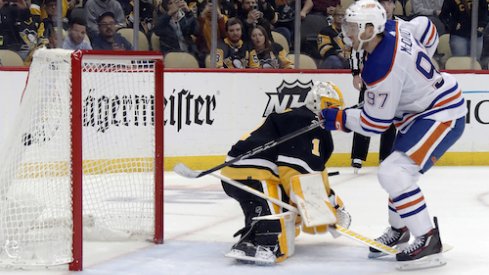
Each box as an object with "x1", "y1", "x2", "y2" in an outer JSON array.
[
  {"x1": 174, "y1": 121, "x2": 322, "y2": 178},
  {"x1": 334, "y1": 225, "x2": 398, "y2": 255},
  {"x1": 209, "y1": 172, "x2": 298, "y2": 213},
  {"x1": 174, "y1": 162, "x2": 339, "y2": 180},
  {"x1": 212, "y1": 172, "x2": 398, "y2": 255}
]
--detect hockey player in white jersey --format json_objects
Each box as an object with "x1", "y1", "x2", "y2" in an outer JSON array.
[
  {"x1": 319, "y1": 0, "x2": 466, "y2": 268},
  {"x1": 349, "y1": 3, "x2": 439, "y2": 172}
]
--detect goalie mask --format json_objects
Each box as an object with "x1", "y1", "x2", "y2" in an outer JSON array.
[
  {"x1": 306, "y1": 81, "x2": 345, "y2": 113},
  {"x1": 342, "y1": 0, "x2": 386, "y2": 51}
]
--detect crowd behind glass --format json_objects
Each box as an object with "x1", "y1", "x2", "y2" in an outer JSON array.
[{"x1": 0, "y1": 0, "x2": 488, "y2": 69}]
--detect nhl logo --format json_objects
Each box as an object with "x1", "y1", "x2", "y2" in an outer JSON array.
[{"x1": 263, "y1": 80, "x2": 314, "y2": 117}]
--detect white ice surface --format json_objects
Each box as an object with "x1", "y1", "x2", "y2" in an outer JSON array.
[{"x1": 4, "y1": 166, "x2": 489, "y2": 275}]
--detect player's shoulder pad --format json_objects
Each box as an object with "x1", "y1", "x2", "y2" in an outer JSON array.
[
  {"x1": 362, "y1": 21, "x2": 398, "y2": 86},
  {"x1": 412, "y1": 16, "x2": 437, "y2": 47}
]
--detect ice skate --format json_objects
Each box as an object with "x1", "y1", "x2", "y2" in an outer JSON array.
[
  {"x1": 368, "y1": 226, "x2": 410, "y2": 259},
  {"x1": 351, "y1": 159, "x2": 362, "y2": 174},
  {"x1": 225, "y1": 241, "x2": 277, "y2": 265},
  {"x1": 396, "y1": 218, "x2": 445, "y2": 270}
]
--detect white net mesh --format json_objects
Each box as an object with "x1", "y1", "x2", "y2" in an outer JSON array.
[{"x1": 0, "y1": 49, "x2": 159, "y2": 267}]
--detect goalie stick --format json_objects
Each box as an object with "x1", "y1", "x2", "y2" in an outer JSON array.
[
  {"x1": 200, "y1": 172, "x2": 400, "y2": 255},
  {"x1": 173, "y1": 101, "x2": 366, "y2": 179},
  {"x1": 174, "y1": 162, "x2": 339, "y2": 180},
  {"x1": 174, "y1": 121, "x2": 322, "y2": 178}
]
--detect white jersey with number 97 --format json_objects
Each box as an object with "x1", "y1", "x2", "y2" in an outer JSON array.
[{"x1": 345, "y1": 20, "x2": 466, "y2": 136}]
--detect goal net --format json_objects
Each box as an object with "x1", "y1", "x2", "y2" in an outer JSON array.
[{"x1": 0, "y1": 49, "x2": 164, "y2": 270}]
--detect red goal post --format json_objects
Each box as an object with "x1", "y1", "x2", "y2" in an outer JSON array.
[
  {"x1": 0, "y1": 49, "x2": 164, "y2": 271},
  {"x1": 70, "y1": 50, "x2": 164, "y2": 270}
]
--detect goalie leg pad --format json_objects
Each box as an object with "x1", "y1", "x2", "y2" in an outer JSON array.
[
  {"x1": 222, "y1": 179, "x2": 286, "y2": 226},
  {"x1": 290, "y1": 172, "x2": 337, "y2": 229},
  {"x1": 226, "y1": 212, "x2": 297, "y2": 264},
  {"x1": 253, "y1": 212, "x2": 297, "y2": 261}
]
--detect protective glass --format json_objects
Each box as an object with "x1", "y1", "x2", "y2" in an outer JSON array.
[{"x1": 341, "y1": 19, "x2": 359, "y2": 47}]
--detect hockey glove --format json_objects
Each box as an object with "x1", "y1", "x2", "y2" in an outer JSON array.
[{"x1": 319, "y1": 108, "x2": 351, "y2": 132}]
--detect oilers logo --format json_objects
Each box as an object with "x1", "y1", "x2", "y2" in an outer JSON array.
[{"x1": 263, "y1": 80, "x2": 314, "y2": 116}]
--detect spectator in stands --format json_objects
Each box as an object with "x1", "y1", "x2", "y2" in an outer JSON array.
[
  {"x1": 23, "y1": 24, "x2": 57, "y2": 65},
  {"x1": 308, "y1": 0, "x2": 339, "y2": 20},
  {"x1": 0, "y1": 0, "x2": 23, "y2": 50},
  {"x1": 63, "y1": 16, "x2": 92, "y2": 50},
  {"x1": 220, "y1": 0, "x2": 238, "y2": 18},
  {"x1": 299, "y1": 0, "x2": 338, "y2": 55},
  {"x1": 236, "y1": 0, "x2": 277, "y2": 42},
  {"x1": 272, "y1": 0, "x2": 295, "y2": 49},
  {"x1": 380, "y1": 0, "x2": 396, "y2": 20},
  {"x1": 439, "y1": 0, "x2": 488, "y2": 59},
  {"x1": 117, "y1": 0, "x2": 132, "y2": 21},
  {"x1": 85, "y1": 0, "x2": 126, "y2": 39},
  {"x1": 91, "y1": 11, "x2": 132, "y2": 50},
  {"x1": 298, "y1": 0, "x2": 313, "y2": 19},
  {"x1": 411, "y1": 0, "x2": 445, "y2": 35},
  {"x1": 317, "y1": 5, "x2": 349, "y2": 69},
  {"x1": 46, "y1": 24, "x2": 57, "y2": 48},
  {"x1": 126, "y1": 0, "x2": 154, "y2": 35},
  {"x1": 216, "y1": 17, "x2": 249, "y2": 68},
  {"x1": 37, "y1": 0, "x2": 57, "y2": 42},
  {"x1": 0, "y1": 0, "x2": 38, "y2": 59},
  {"x1": 30, "y1": 0, "x2": 72, "y2": 28},
  {"x1": 482, "y1": 26, "x2": 489, "y2": 69},
  {"x1": 153, "y1": 0, "x2": 199, "y2": 56},
  {"x1": 247, "y1": 25, "x2": 293, "y2": 68},
  {"x1": 196, "y1": 1, "x2": 228, "y2": 66}
]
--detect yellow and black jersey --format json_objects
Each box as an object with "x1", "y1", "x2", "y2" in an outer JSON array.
[
  {"x1": 16, "y1": 15, "x2": 39, "y2": 54},
  {"x1": 30, "y1": 0, "x2": 69, "y2": 23},
  {"x1": 221, "y1": 106, "x2": 333, "y2": 193},
  {"x1": 37, "y1": 17, "x2": 54, "y2": 39},
  {"x1": 216, "y1": 38, "x2": 249, "y2": 68},
  {"x1": 247, "y1": 42, "x2": 293, "y2": 69},
  {"x1": 317, "y1": 24, "x2": 348, "y2": 58}
]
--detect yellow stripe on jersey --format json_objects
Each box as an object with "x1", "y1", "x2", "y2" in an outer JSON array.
[
  {"x1": 277, "y1": 166, "x2": 301, "y2": 195},
  {"x1": 263, "y1": 180, "x2": 282, "y2": 214},
  {"x1": 221, "y1": 166, "x2": 279, "y2": 182},
  {"x1": 320, "y1": 170, "x2": 331, "y2": 194},
  {"x1": 276, "y1": 217, "x2": 288, "y2": 263}
]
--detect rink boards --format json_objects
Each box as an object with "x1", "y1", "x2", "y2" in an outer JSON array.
[{"x1": 1, "y1": 69, "x2": 488, "y2": 170}]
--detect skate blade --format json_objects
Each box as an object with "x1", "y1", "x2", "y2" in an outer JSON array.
[
  {"x1": 396, "y1": 253, "x2": 446, "y2": 271},
  {"x1": 442, "y1": 243, "x2": 454, "y2": 253},
  {"x1": 368, "y1": 251, "x2": 387, "y2": 259},
  {"x1": 225, "y1": 250, "x2": 276, "y2": 265}
]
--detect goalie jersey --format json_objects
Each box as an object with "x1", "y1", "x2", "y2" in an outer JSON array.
[
  {"x1": 221, "y1": 106, "x2": 333, "y2": 193},
  {"x1": 345, "y1": 20, "x2": 466, "y2": 136}
]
